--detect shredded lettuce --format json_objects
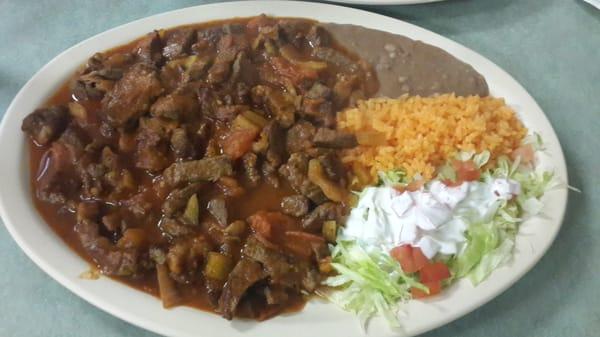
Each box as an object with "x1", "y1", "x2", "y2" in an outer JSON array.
[
  {"x1": 323, "y1": 240, "x2": 424, "y2": 329},
  {"x1": 450, "y1": 155, "x2": 554, "y2": 284},
  {"x1": 377, "y1": 169, "x2": 408, "y2": 186}
]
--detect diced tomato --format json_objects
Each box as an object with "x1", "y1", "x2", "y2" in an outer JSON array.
[
  {"x1": 442, "y1": 179, "x2": 462, "y2": 187},
  {"x1": 453, "y1": 160, "x2": 481, "y2": 182},
  {"x1": 411, "y1": 281, "x2": 442, "y2": 299},
  {"x1": 247, "y1": 211, "x2": 297, "y2": 244},
  {"x1": 511, "y1": 144, "x2": 535, "y2": 165},
  {"x1": 222, "y1": 129, "x2": 258, "y2": 159},
  {"x1": 407, "y1": 179, "x2": 424, "y2": 192},
  {"x1": 419, "y1": 262, "x2": 451, "y2": 283},
  {"x1": 411, "y1": 247, "x2": 430, "y2": 271},
  {"x1": 390, "y1": 245, "x2": 417, "y2": 273}
]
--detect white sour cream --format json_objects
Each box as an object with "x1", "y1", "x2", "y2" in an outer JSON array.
[{"x1": 343, "y1": 178, "x2": 521, "y2": 259}]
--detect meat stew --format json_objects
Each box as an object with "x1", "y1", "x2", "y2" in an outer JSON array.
[{"x1": 22, "y1": 15, "x2": 376, "y2": 320}]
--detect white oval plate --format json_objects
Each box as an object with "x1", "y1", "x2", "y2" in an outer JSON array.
[{"x1": 0, "y1": 1, "x2": 568, "y2": 337}]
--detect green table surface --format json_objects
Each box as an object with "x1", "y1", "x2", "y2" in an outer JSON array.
[{"x1": 0, "y1": 0, "x2": 598, "y2": 336}]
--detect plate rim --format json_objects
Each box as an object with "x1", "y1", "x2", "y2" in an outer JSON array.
[
  {"x1": 324, "y1": 0, "x2": 444, "y2": 6},
  {"x1": 0, "y1": 1, "x2": 568, "y2": 337}
]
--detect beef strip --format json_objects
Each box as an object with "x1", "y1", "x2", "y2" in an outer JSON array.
[
  {"x1": 150, "y1": 91, "x2": 199, "y2": 121},
  {"x1": 279, "y1": 153, "x2": 326, "y2": 204},
  {"x1": 286, "y1": 121, "x2": 316, "y2": 154},
  {"x1": 74, "y1": 202, "x2": 141, "y2": 276},
  {"x1": 135, "y1": 31, "x2": 164, "y2": 66},
  {"x1": 318, "y1": 151, "x2": 346, "y2": 182},
  {"x1": 101, "y1": 64, "x2": 163, "y2": 127},
  {"x1": 242, "y1": 236, "x2": 320, "y2": 291},
  {"x1": 217, "y1": 258, "x2": 266, "y2": 320},
  {"x1": 306, "y1": 25, "x2": 332, "y2": 48},
  {"x1": 263, "y1": 121, "x2": 286, "y2": 167},
  {"x1": 163, "y1": 155, "x2": 233, "y2": 186},
  {"x1": 313, "y1": 128, "x2": 357, "y2": 148},
  {"x1": 21, "y1": 106, "x2": 69, "y2": 146},
  {"x1": 251, "y1": 85, "x2": 296, "y2": 128},
  {"x1": 162, "y1": 29, "x2": 196, "y2": 60},
  {"x1": 170, "y1": 128, "x2": 192, "y2": 159},
  {"x1": 280, "y1": 195, "x2": 309, "y2": 217},
  {"x1": 302, "y1": 202, "x2": 344, "y2": 232}
]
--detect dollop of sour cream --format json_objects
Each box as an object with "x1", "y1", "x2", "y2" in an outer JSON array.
[{"x1": 343, "y1": 178, "x2": 521, "y2": 259}]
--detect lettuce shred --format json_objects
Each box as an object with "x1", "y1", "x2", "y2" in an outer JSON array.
[
  {"x1": 323, "y1": 240, "x2": 425, "y2": 329},
  {"x1": 449, "y1": 155, "x2": 554, "y2": 284}
]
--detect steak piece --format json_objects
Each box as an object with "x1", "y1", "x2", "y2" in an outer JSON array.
[
  {"x1": 162, "y1": 29, "x2": 196, "y2": 60},
  {"x1": 302, "y1": 202, "x2": 344, "y2": 232},
  {"x1": 163, "y1": 155, "x2": 233, "y2": 186},
  {"x1": 279, "y1": 153, "x2": 326, "y2": 204},
  {"x1": 286, "y1": 121, "x2": 316, "y2": 154},
  {"x1": 217, "y1": 258, "x2": 266, "y2": 320},
  {"x1": 313, "y1": 128, "x2": 357, "y2": 148},
  {"x1": 101, "y1": 64, "x2": 163, "y2": 127},
  {"x1": 21, "y1": 106, "x2": 69, "y2": 145},
  {"x1": 135, "y1": 31, "x2": 164, "y2": 66},
  {"x1": 280, "y1": 195, "x2": 309, "y2": 217}
]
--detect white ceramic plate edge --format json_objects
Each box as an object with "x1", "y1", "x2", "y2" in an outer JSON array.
[{"x1": 0, "y1": 2, "x2": 568, "y2": 337}]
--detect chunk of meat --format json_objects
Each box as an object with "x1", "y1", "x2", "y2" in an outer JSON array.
[
  {"x1": 318, "y1": 151, "x2": 346, "y2": 182},
  {"x1": 162, "y1": 182, "x2": 203, "y2": 217},
  {"x1": 35, "y1": 129, "x2": 86, "y2": 204},
  {"x1": 101, "y1": 64, "x2": 163, "y2": 127},
  {"x1": 170, "y1": 128, "x2": 192, "y2": 159},
  {"x1": 307, "y1": 158, "x2": 349, "y2": 203},
  {"x1": 207, "y1": 33, "x2": 248, "y2": 84},
  {"x1": 286, "y1": 121, "x2": 315, "y2": 153},
  {"x1": 251, "y1": 85, "x2": 296, "y2": 128},
  {"x1": 279, "y1": 153, "x2": 326, "y2": 204},
  {"x1": 207, "y1": 198, "x2": 228, "y2": 227},
  {"x1": 163, "y1": 155, "x2": 233, "y2": 186},
  {"x1": 280, "y1": 195, "x2": 309, "y2": 217},
  {"x1": 263, "y1": 121, "x2": 286, "y2": 167},
  {"x1": 301, "y1": 82, "x2": 334, "y2": 126},
  {"x1": 217, "y1": 258, "x2": 266, "y2": 320},
  {"x1": 135, "y1": 31, "x2": 164, "y2": 66},
  {"x1": 161, "y1": 218, "x2": 195, "y2": 237},
  {"x1": 21, "y1": 106, "x2": 69, "y2": 145},
  {"x1": 264, "y1": 286, "x2": 289, "y2": 305},
  {"x1": 166, "y1": 236, "x2": 211, "y2": 282},
  {"x1": 306, "y1": 25, "x2": 332, "y2": 48},
  {"x1": 75, "y1": 203, "x2": 141, "y2": 276},
  {"x1": 71, "y1": 53, "x2": 130, "y2": 101},
  {"x1": 242, "y1": 236, "x2": 318, "y2": 290},
  {"x1": 313, "y1": 128, "x2": 357, "y2": 148},
  {"x1": 302, "y1": 202, "x2": 344, "y2": 232},
  {"x1": 162, "y1": 29, "x2": 196, "y2": 60},
  {"x1": 150, "y1": 92, "x2": 199, "y2": 121}
]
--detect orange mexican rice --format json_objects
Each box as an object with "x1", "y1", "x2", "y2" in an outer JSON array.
[{"x1": 337, "y1": 94, "x2": 527, "y2": 183}]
